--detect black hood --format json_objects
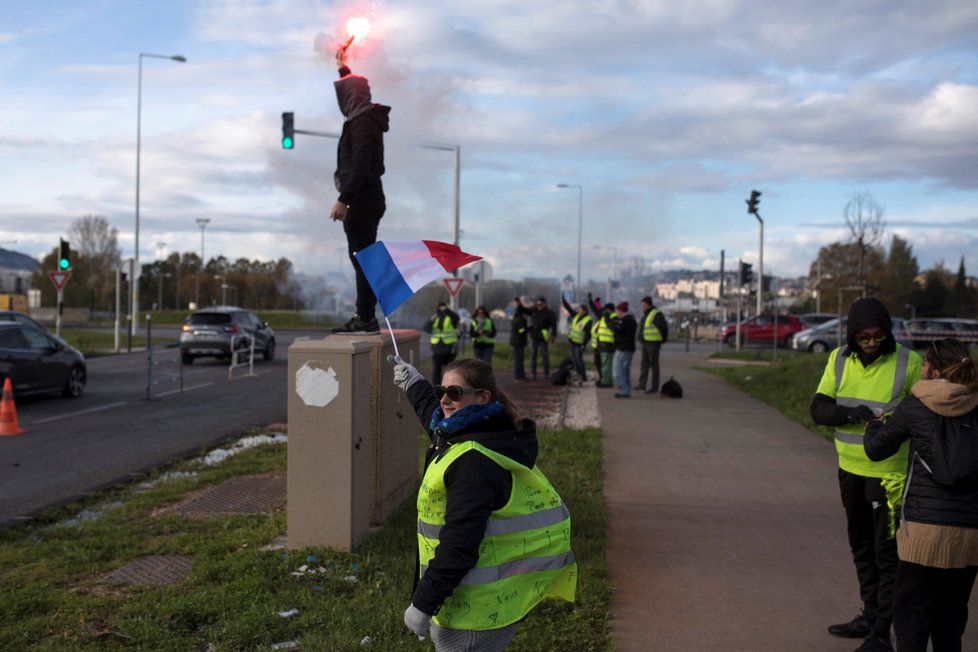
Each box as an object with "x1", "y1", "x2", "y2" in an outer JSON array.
[
  {"x1": 334, "y1": 74, "x2": 391, "y2": 131},
  {"x1": 845, "y1": 297, "x2": 895, "y2": 361}
]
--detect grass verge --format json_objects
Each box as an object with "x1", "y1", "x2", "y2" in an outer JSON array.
[{"x1": 0, "y1": 425, "x2": 609, "y2": 650}]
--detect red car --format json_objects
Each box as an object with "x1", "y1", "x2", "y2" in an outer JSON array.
[{"x1": 717, "y1": 314, "x2": 806, "y2": 348}]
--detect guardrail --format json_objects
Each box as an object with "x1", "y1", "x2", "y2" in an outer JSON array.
[{"x1": 145, "y1": 314, "x2": 183, "y2": 400}]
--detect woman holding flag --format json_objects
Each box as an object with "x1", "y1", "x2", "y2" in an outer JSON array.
[{"x1": 392, "y1": 356, "x2": 577, "y2": 650}]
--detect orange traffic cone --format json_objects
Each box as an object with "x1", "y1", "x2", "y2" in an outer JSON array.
[{"x1": 0, "y1": 377, "x2": 25, "y2": 436}]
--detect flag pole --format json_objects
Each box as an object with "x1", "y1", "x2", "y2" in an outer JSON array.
[{"x1": 384, "y1": 316, "x2": 400, "y2": 359}]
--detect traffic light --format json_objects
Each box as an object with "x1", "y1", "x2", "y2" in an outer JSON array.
[
  {"x1": 746, "y1": 189, "x2": 761, "y2": 215},
  {"x1": 58, "y1": 239, "x2": 71, "y2": 270},
  {"x1": 281, "y1": 112, "x2": 294, "y2": 150},
  {"x1": 739, "y1": 261, "x2": 752, "y2": 286}
]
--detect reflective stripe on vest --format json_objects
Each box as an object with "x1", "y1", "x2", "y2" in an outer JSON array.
[
  {"x1": 472, "y1": 317, "x2": 495, "y2": 345},
  {"x1": 416, "y1": 440, "x2": 577, "y2": 630},
  {"x1": 642, "y1": 309, "x2": 663, "y2": 342},
  {"x1": 831, "y1": 345, "x2": 914, "y2": 476},
  {"x1": 569, "y1": 314, "x2": 591, "y2": 345},
  {"x1": 430, "y1": 314, "x2": 458, "y2": 346}
]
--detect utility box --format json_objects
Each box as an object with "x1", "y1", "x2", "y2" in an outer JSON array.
[{"x1": 286, "y1": 330, "x2": 421, "y2": 551}]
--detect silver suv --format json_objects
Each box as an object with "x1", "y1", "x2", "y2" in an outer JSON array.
[
  {"x1": 791, "y1": 317, "x2": 913, "y2": 353},
  {"x1": 179, "y1": 307, "x2": 276, "y2": 365}
]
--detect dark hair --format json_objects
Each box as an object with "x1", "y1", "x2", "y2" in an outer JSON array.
[
  {"x1": 444, "y1": 358, "x2": 523, "y2": 429},
  {"x1": 926, "y1": 338, "x2": 978, "y2": 388},
  {"x1": 475, "y1": 305, "x2": 488, "y2": 316}
]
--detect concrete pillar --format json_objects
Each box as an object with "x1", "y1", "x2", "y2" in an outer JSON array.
[{"x1": 286, "y1": 330, "x2": 421, "y2": 551}]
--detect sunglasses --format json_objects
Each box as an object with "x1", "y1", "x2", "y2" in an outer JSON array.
[
  {"x1": 854, "y1": 332, "x2": 887, "y2": 345},
  {"x1": 433, "y1": 385, "x2": 486, "y2": 402}
]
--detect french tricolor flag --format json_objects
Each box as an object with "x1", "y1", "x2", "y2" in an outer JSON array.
[{"x1": 355, "y1": 240, "x2": 482, "y2": 316}]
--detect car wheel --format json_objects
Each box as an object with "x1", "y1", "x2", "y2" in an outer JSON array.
[
  {"x1": 723, "y1": 333, "x2": 736, "y2": 348},
  {"x1": 809, "y1": 341, "x2": 828, "y2": 353},
  {"x1": 61, "y1": 365, "x2": 85, "y2": 398},
  {"x1": 182, "y1": 353, "x2": 195, "y2": 365},
  {"x1": 263, "y1": 338, "x2": 276, "y2": 361}
]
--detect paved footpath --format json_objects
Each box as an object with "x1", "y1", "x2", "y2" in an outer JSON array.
[{"x1": 600, "y1": 345, "x2": 978, "y2": 651}]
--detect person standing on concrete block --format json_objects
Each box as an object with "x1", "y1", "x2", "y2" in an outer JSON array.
[
  {"x1": 329, "y1": 45, "x2": 390, "y2": 334},
  {"x1": 392, "y1": 357, "x2": 577, "y2": 649},
  {"x1": 810, "y1": 297, "x2": 922, "y2": 652}
]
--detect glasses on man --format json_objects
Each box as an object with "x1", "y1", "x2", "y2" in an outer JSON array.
[
  {"x1": 854, "y1": 332, "x2": 888, "y2": 345},
  {"x1": 433, "y1": 385, "x2": 486, "y2": 402}
]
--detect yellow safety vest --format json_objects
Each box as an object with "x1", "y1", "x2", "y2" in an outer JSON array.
[
  {"x1": 417, "y1": 440, "x2": 577, "y2": 631},
  {"x1": 430, "y1": 314, "x2": 459, "y2": 346},
  {"x1": 591, "y1": 312, "x2": 617, "y2": 349},
  {"x1": 569, "y1": 314, "x2": 592, "y2": 345},
  {"x1": 815, "y1": 344, "x2": 922, "y2": 477},
  {"x1": 642, "y1": 309, "x2": 663, "y2": 342},
  {"x1": 472, "y1": 317, "x2": 495, "y2": 345}
]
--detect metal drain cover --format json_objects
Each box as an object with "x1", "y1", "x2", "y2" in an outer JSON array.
[
  {"x1": 102, "y1": 555, "x2": 194, "y2": 585},
  {"x1": 162, "y1": 474, "x2": 285, "y2": 518}
]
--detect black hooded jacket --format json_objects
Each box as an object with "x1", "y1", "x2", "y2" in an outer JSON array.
[
  {"x1": 404, "y1": 380, "x2": 538, "y2": 616},
  {"x1": 810, "y1": 297, "x2": 896, "y2": 427},
  {"x1": 334, "y1": 68, "x2": 391, "y2": 207}
]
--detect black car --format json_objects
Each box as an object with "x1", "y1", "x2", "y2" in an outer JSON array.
[
  {"x1": 0, "y1": 321, "x2": 87, "y2": 398},
  {"x1": 0, "y1": 310, "x2": 50, "y2": 334},
  {"x1": 179, "y1": 307, "x2": 276, "y2": 365}
]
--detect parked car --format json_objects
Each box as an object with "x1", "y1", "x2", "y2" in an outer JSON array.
[
  {"x1": 796, "y1": 312, "x2": 837, "y2": 328},
  {"x1": 906, "y1": 318, "x2": 978, "y2": 348},
  {"x1": 0, "y1": 310, "x2": 50, "y2": 334},
  {"x1": 179, "y1": 307, "x2": 276, "y2": 365},
  {"x1": 0, "y1": 321, "x2": 86, "y2": 398},
  {"x1": 716, "y1": 314, "x2": 806, "y2": 348},
  {"x1": 791, "y1": 316, "x2": 914, "y2": 352}
]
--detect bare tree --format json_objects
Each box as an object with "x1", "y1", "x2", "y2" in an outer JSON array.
[{"x1": 844, "y1": 191, "x2": 886, "y2": 296}]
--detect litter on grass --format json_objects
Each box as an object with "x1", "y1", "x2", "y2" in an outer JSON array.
[
  {"x1": 277, "y1": 608, "x2": 299, "y2": 618},
  {"x1": 198, "y1": 433, "x2": 288, "y2": 467},
  {"x1": 137, "y1": 470, "x2": 199, "y2": 491},
  {"x1": 270, "y1": 642, "x2": 298, "y2": 650},
  {"x1": 47, "y1": 501, "x2": 125, "y2": 529}
]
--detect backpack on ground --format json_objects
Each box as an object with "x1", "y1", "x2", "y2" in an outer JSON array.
[
  {"x1": 928, "y1": 410, "x2": 978, "y2": 487},
  {"x1": 551, "y1": 359, "x2": 574, "y2": 386},
  {"x1": 661, "y1": 377, "x2": 683, "y2": 398}
]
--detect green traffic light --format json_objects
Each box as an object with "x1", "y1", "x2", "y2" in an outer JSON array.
[
  {"x1": 59, "y1": 258, "x2": 69, "y2": 270},
  {"x1": 282, "y1": 137, "x2": 294, "y2": 150}
]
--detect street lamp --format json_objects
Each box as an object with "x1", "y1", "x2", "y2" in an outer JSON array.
[
  {"x1": 421, "y1": 142, "x2": 461, "y2": 309},
  {"x1": 557, "y1": 184, "x2": 583, "y2": 303},
  {"x1": 195, "y1": 218, "x2": 210, "y2": 307},
  {"x1": 133, "y1": 52, "x2": 186, "y2": 336}
]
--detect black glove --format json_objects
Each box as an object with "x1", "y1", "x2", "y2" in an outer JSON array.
[{"x1": 847, "y1": 405, "x2": 875, "y2": 423}]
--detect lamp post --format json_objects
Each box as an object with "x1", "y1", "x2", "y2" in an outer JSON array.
[
  {"x1": 195, "y1": 218, "x2": 210, "y2": 307},
  {"x1": 557, "y1": 184, "x2": 583, "y2": 303},
  {"x1": 133, "y1": 52, "x2": 186, "y2": 335},
  {"x1": 421, "y1": 142, "x2": 461, "y2": 309}
]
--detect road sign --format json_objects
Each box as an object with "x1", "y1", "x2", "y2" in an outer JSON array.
[
  {"x1": 443, "y1": 277, "x2": 464, "y2": 298},
  {"x1": 48, "y1": 270, "x2": 71, "y2": 291}
]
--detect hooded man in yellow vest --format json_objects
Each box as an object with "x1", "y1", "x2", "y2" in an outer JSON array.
[{"x1": 811, "y1": 297, "x2": 922, "y2": 652}]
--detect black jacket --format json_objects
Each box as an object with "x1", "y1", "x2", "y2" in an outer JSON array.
[
  {"x1": 334, "y1": 69, "x2": 390, "y2": 208},
  {"x1": 509, "y1": 312, "x2": 528, "y2": 347},
  {"x1": 529, "y1": 306, "x2": 557, "y2": 343},
  {"x1": 638, "y1": 308, "x2": 669, "y2": 343},
  {"x1": 865, "y1": 391, "x2": 978, "y2": 529},
  {"x1": 469, "y1": 316, "x2": 497, "y2": 348},
  {"x1": 608, "y1": 313, "x2": 637, "y2": 352},
  {"x1": 405, "y1": 380, "x2": 538, "y2": 615}
]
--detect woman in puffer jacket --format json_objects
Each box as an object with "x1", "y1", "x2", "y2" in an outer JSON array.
[{"x1": 864, "y1": 338, "x2": 978, "y2": 652}]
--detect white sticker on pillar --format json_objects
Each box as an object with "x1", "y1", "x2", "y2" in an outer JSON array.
[{"x1": 295, "y1": 362, "x2": 340, "y2": 407}]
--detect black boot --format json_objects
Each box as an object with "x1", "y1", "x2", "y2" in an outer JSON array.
[
  {"x1": 332, "y1": 315, "x2": 380, "y2": 334},
  {"x1": 828, "y1": 614, "x2": 874, "y2": 638}
]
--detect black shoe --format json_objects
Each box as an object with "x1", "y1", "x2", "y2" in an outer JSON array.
[
  {"x1": 828, "y1": 614, "x2": 874, "y2": 639},
  {"x1": 645, "y1": 389, "x2": 657, "y2": 394},
  {"x1": 614, "y1": 393, "x2": 631, "y2": 398},
  {"x1": 853, "y1": 634, "x2": 893, "y2": 652},
  {"x1": 332, "y1": 315, "x2": 380, "y2": 334}
]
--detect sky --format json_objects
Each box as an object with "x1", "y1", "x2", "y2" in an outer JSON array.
[{"x1": 2, "y1": 0, "x2": 978, "y2": 290}]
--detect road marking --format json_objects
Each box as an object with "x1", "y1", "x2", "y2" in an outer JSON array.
[
  {"x1": 32, "y1": 401, "x2": 128, "y2": 424},
  {"x1": 156, "y1": 382, "x2": 215, "y2": 397}
]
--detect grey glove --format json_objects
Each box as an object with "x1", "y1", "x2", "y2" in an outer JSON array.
[
  {"x1": 847, "y1": 405, "x2": 876, "y2": 423},
  {"x1": 392, "y1": 355, "x2": 424, "y2": 392},
  {"x1": 404, "y1": 603, "x2": 432, "y2": 638}
]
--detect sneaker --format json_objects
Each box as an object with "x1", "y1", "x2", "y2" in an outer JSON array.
[
  {"x1": 332, "y1": 315, "x2": 380, "y2": 334},
  {"x1": 828, "y1": 614, "x2": 874, "y2": 639},
  {"x1": 853, "y1": 634, "x2": 893, "y2": 652}
]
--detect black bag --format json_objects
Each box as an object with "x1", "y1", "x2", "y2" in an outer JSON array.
[
  {"x1": 930, "y1": 411, "x2": 978, "y2": 487},
  {"x1": 550, "y1": 359, "x2": 574, "y2": 386},
  {"x1": 661, "y1": 377, "x2": 683, "y2": 398}
]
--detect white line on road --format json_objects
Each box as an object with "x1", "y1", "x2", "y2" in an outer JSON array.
[
  {"x1": 32, "y1": 401, "x2": 128, "y2": 424},
  {"x1": 156, "y1": 382, "x2": 215, "y2": 397}
]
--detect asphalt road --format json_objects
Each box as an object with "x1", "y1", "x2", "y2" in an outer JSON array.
[{"x1": 0, "y1": 328, "x2": 327, "y2": 527}]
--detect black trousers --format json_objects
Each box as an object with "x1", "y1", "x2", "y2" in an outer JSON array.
[
  {"x1": 430, "y1": 352, "x2": 456, "y2": 385},
  {"x1": 838, "y1": 469, "x2": 900, "y2": 636},
  {"x1": 638, "y1": 341, "x2": 662, "y2": 392},
  {"x1": 342, "y1": 185, "x2": 385, "y2": 319},
  {"x1": 894, "y1": 560, "x2": 978, "y2": 652},
  {"x1": 531, "y1": 339, "x2": 549, "y2": 379}
]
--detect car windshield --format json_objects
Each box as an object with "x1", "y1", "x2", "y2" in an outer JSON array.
[{"x1": 188, "y1": 313, "x2": 232, "y2": 326}]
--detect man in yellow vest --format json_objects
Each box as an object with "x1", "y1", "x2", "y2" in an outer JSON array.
[
  {"x1": 562, "y1": 296, "x2": 592, "y2": 382},
  {"x1": 588, "y1": 293, "x2": 617, "y2": 388},
  {"x1": 811, "y1": 298, "x2": 922, "y2": 652},
  {"x1": 424, "y1": 302, "x2": 460, "y2": 384},
  {"x1": 638, "y1": 296, "x2": 669, "y2": 393}
]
